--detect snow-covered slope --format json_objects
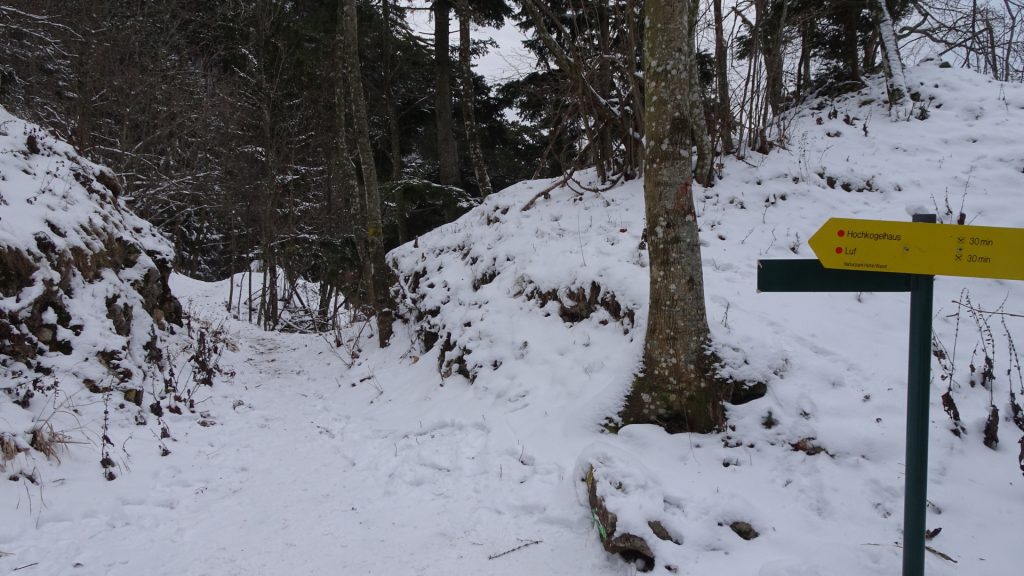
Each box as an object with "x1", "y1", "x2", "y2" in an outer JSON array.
[
  {"x1": 2, "y1": 62, "x2": 1021, "y2": 576},
  {"x1": 388, "y1": 60, "x2": 1024, "y2": 575},
  {"x1": 576, "y1": 62, "x2": 1024, "y2": 574},
  {"x1": 0, "y1": 107, "x2": 190, "y2": 486}
]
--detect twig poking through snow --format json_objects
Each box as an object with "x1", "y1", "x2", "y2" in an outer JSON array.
[
  {"x1": 488, "y1": 539, "x2": 542, "y2": 560},
  {"x1": 951, "y1": 300, "x2": 1024, "y2": 319}
]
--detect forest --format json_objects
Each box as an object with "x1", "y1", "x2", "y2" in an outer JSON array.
[
  {"x1": 3, "y1": 2, "x2": 1024, "y2": 574},
  {"x1": 3, "y1": 0, "x2": 1020, "y2": 336}
]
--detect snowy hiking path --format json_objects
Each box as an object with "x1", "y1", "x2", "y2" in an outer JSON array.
[
  {"x1": 106, "y1": 274, "x2": 614, "y2": 576},
  {"x1": 0, "y1": 275, "x2": 617, "y2": 576}
]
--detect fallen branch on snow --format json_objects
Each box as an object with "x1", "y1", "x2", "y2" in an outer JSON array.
[{"x1": 488, "y1": 539, "x2": 542, "y2": 560}]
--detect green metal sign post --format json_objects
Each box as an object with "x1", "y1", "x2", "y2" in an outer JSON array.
[
  {"x1": 757, "y1": 214, "x2": 937, "y2": 576},
  {"x1": 904, "y1": 257, "x2": 933, "y2": 576}
]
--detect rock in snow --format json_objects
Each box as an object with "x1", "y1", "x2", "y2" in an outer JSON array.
[{"x1": 0, "y1": 106, "x2": 182, "y2": 480}]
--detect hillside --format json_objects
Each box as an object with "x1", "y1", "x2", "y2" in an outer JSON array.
[
  {"x1": 0, "y1": 107, "x2": 209, "y2": 500},
  {"x1": 2, "y1": 62, "x2": 1023, "y2": 575}
]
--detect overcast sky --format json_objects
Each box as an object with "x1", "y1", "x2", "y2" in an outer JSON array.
[{"x1": 405, "y1": 1, "x2": 535, "y2": 84}]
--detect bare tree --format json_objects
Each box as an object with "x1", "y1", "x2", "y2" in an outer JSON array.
[
  {"x1": 0, "y1": 3, "x2": 76, "y2": 128},
  {"x1": 906, "y1": 0, "x2": 1024, "y2": 81},
  {"x1": 713, "y1": 0, "x2": 736, "y2": 154},
  {"x1": 519, "y1": 0, "x2": 646, "y2": 183}
]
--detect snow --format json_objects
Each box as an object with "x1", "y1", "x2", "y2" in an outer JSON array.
[
  {"x1": 3, "y1": 62, "x2": 1024, "y2": 575},
  {"x1": 0, "y1": 105, "x2": 187, "y2": 504}
]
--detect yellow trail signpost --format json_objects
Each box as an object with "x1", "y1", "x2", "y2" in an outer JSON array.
[
  {"x1": 808, "y1": 217, "x2": 1024, "y2": 280},
  {"x1": 760, "y1": 215, "x2": 1024, "y2": 576}
]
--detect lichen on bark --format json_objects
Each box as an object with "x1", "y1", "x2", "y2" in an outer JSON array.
[{"x1": 619, "y1": 0, "x2": 725, "y2": 434}]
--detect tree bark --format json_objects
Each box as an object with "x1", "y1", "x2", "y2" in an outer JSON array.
[
  {"x1": 434, "y1": 0, "x2": 461, "y2": 186},
  {"x1": 841, "y1": 1, "x2": 862, "y2": 84},
  {"x1": 595, "y1": 0, "x2": 614, "y2": 179},
  {"x1": 455, "y1": 0, "x2": 493, "y2": 197},
  {"x1": 758, "y1": 0, "x2": 788, "y2": 116},
  {"x1": 685, "y1": 7, "x2": 714, "y2": 185},
  {"x1": 796, "y1": 20, "x2": 813, "y2": 99},
  {"x1": 623, "y1": 0, "x2": 645, "y2": 176},
  {"x1": 335, "y1": 0, "x2": 366, "y2": 306},
  {"x1": 382, "y1": 0, "x2": 404, "y2": 182},
  {"x1": 619, "y1": 0, "x2": 722, "y2": 434},
  {"x1": 342, "y1": 0, "x2": 393, "y2": 347},
  {"x1": 713, "y1": 0, "x2": 735, "y2": 154},
  {"x1": 382, "y1": 0, "x2": 406, "y2": 245}
]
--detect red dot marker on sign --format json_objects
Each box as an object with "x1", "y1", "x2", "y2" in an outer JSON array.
[
  {"x1": 835, "y1": 247, "x2": 844, "y2": 254},
  {"x1": 837, "y1": 230, "x2": 846, "y2": 238}
]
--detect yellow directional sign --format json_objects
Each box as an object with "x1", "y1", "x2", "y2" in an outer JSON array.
[{"x1": 808, "y1": 218, "x2": 1024, "y2": 281}]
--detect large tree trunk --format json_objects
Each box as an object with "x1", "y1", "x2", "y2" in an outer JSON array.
[
  {"x1": 342, "y1": 0, "x2": 393, "y2": 347},
  {"x1": 619, "y1": 0, "x2": 722, "y2": 434},
  {"x1": 455, "y1": 0, "x2": 493, "y2": 197},
  {"x1": 434, "y1": 0, "x2": 461, "y2": 186}
]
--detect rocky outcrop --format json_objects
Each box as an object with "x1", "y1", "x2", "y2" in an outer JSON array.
[{"x1": 0, "y1": 107, "x2": 181, "y2": 465}]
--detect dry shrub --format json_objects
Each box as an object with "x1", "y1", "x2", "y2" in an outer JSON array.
[
  {"x1": 983, "y1": 405, "x2": 1000, "y2": 449},
  {"x1": 29, "y1": 424, "x2": 69, "y2": 462},
  {"x1": 1018, "y1": 437, "x2": 1023, "y2": 477},
  {"x1": 0, "y1": 433, "x2": 21, "y2": 467}
]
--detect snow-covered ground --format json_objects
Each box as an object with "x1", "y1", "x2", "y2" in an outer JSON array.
[{"x1": 3, "y1": 62, "x2": 1023, "y2": 575}]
